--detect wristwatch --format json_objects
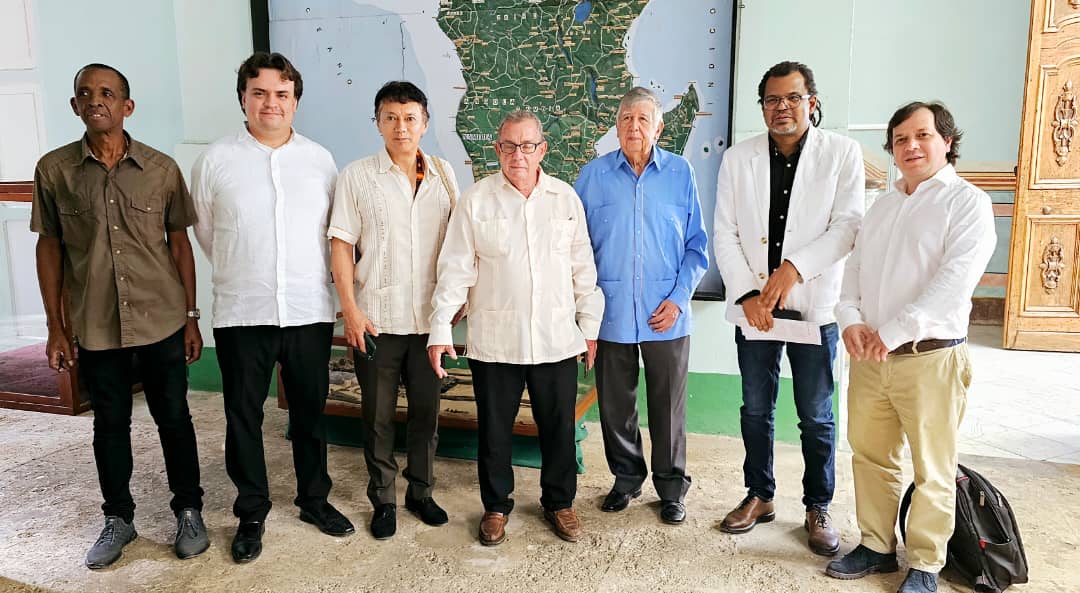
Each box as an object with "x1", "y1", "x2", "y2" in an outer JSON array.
[{"x1": 186, "y1": 309, "x2": 201, "y2": 320}]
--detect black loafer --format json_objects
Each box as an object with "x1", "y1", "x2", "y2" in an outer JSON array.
[
  {"x1": 660, "y1": 500, "x2": 686, "y2": 524},
  {"x1": 299, "y1": 502, "x2": 355, "y2": 537},
  {"x1": 231, "y1": 521, "x2": 264, "y2": 564},
  {"x1": 370, "y1": 503, "x2": 397, "y2": 540},
  {"x1": 601, "y1": 488, "x2": 642, "y2": 512},
  {"x1": 405, "y1": 496, "x2": 449, "y2": 526}
]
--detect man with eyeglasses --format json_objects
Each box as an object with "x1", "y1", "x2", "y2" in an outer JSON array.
[
  {"x1": 713, "y1": 61, "x2": 864, "y2": 555},
  {"x1": 573, "y1": 86, "x2": 709, "y2": 525},
  {"x1": 427, "y1": 110, "x2": 604, "y2": 546}
]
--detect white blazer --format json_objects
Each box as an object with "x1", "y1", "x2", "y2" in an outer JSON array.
[{"x1": 713, "y1": 126, "x2": 865, "y2": 324}]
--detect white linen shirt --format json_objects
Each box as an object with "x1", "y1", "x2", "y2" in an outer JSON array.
[
  {"x1": 191, "y1": 127, "x2": 337, "y2": 329},
  {"x1": 327, "y1": 148, "x2": 458, "y2": 335},
  {"x1": 428, "y1": 170, "x2": 605, "y2": 364},
  {"x1": 835, "y1": 165, "x2": 996, "y2": 350}
]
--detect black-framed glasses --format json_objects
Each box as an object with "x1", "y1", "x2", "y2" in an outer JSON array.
[
  {"x1": 762, "y1": 93, "x2": 812, "y2": 110},
  {"x1": 496, "y1": 141, "x2": 543, "y2": 155}
]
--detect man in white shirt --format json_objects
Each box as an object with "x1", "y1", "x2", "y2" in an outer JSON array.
[
  {"x1": 329, "y1": 81, "x2": 459, "y2": 540},
  {"x1": 191, "y1": 52, "x2": 354, "y2": 564},
  {"x1": 427, "y1": 110, "x2": 604, "y2": 546},
  {"x1": 825, "y1": 102, "x2": 996, "y2": 593},
  {"x1": 713, "y1": 61, "x2": 864, "y2": 555}
]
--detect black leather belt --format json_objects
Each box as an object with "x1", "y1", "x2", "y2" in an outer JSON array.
[{"x1": 889, "y1": 338, "x2": 966, "y2": 356}]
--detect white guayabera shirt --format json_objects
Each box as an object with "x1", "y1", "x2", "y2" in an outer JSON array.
[
  {"x1": 429, "y1": 170, "x2": 605, "y2": 364},
  {"x1": 328, "y1": 148, "x2": 458, "y2": 335}
]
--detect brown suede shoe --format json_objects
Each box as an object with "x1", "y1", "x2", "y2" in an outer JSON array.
[
  {"x1": 543, "y1": 508, "x2": 583, "y2": 542},
  {"x1": 478, "y1": 511, "x2": 508, "y2": 546},
  {"x1": 804, "y1": 507, "x2": 840, "y2": 556},
  {"x1": 719, "y1": 495, "x2": 775, "y2": 534}
]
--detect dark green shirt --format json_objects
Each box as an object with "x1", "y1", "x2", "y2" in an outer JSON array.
[{"x1": 30, "y1": 134, "x2": 196, "y2": 350}]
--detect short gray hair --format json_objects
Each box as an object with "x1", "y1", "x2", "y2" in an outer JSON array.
[
  {"x1": 617, "y1": 87, "x2": 663, "y2": 122},
  {"x1": 497, "y1": 110, "x2": 544, "y2": 140}
]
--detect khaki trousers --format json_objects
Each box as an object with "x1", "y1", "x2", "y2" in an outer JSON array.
[{"x1": 847, "y1": 343, "x2": 971, "y2": 572}]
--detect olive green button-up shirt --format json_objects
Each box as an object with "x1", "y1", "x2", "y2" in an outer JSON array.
[{"x1": 30, "y1": 134, "x2": 197, "y2": 351}]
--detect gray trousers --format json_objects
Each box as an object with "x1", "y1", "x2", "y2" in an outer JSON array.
[
  {"x1": 353, "y1": 333, "x2": 441, "y2": 506},
  {"x1": 595, "y1": 336, "x2": 691, "y2": 502}
]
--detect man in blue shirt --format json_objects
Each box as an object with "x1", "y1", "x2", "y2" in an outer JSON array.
[{"x1": 575, "y1": 86, "x2": 708, "y2": 525}]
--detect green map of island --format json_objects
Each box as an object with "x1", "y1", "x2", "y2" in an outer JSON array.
[{"x1": 437, "y1": 0, "x2": 700, "y2": 184}]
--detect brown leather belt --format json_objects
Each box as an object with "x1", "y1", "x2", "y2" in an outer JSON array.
[{"x1": 889, "y1": 338, "x2": 966, "y2": 356}]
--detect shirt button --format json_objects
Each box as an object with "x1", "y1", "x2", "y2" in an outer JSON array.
[
  {"x1": 109, "y1": 199, "x2": 115, "y2": 204},
  {"x1": 783, "y1": 190, "x2": 788, "y2": 194},
  {"x1": 122, "y1": 301, "x2": 129, "y2": 306},
  {"x1": 780, "y1": 215, "x2": 785, "y2": 220},
  {"x1": 115, "y1": 249, "x2": 121, "y2": 255},
  {"x1": 760, "y1": 237, "x2": 767, "y2": 244},
  {"x1": 786, "y1": 163, "x2": 791, "y2": 168},
  {"x1": 775, "y1": 242, "x2": 780, "y2": 246},
  {"x1": 112, "y1": 225, "x2": 119, "y2": 231},
  {"x1": 758, "y1": 273, "x2": 766, "y2": 280}
]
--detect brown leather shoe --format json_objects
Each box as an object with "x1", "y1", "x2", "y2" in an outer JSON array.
[
  {"x1": 804, "y1": 506, "x2": 840, "y2": 556},
  {"x1": 719, "y1": 495, "x2": 775, "y2": 534},
  {"x1": 478, "y1": 511, "x2": 508, "y2": 546},
  {"x1": 543, "y1": 508, "x2": 583, "y2": 542}
]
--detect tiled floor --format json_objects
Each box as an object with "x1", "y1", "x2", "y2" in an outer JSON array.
[{"x1": 960, "y1": 324, "x2": 1080, "y2": 463}]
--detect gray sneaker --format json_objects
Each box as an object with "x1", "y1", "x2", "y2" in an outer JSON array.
[
  {"x1": 174, "y1": 508, "x2": 210, "y2": 559},
  {"x1": 85, "y1": 516, "x2": 137, "y2": 569}
]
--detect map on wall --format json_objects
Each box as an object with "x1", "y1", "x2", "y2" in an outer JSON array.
[{"x1": 269, "y1": 0, "x2": 733, "y2": 296}]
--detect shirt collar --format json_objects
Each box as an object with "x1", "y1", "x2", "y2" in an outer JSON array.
[
  {"x1": 894, "y1": 163, "x2": 958, "y2": 194},
  {"x1": 499, "y1": 167, "x2": 547, "y2": 197},
  {"x1": 80, "y1": 131, "x2": 142, "y2": 169},
  {"x1": 615, "y1": 145, "x2": 665, "y2": 173},
  {"x1": 239, "y1": 123, "x2": 295, "y2": 150},
  {"x1": 376, "y1": 147, "x2": 430, "y2": 176},
  {"x1": 768, "y1": 128, "x2": 809, "y2": 158}
]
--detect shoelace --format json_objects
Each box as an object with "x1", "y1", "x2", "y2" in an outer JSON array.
[
  {"x1": 813, "y1": 511, "x2": 830, "y2": 528},
  {"x1": 95, "y1": 520, "x2": 118, "y2": 546},
  {"x1": 177, "y1": 513, "x2": 199, "y2": 538}
]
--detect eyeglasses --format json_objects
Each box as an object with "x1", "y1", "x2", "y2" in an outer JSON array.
[
  {"x1": 762, "y1": 94, "x2": 812, "y2": 110},
  {"x1": 496, "y1": 141, "x2": 543, "y2": 155}
]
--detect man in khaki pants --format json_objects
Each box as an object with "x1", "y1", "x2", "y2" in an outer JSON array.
[{"x1": 826, "y1": 101, "x2": 995, "y2": 593}]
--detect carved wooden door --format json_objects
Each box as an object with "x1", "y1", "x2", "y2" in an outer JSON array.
[{"x1": 1005, "y1": 0, "x2": 1080, "y2": 351}]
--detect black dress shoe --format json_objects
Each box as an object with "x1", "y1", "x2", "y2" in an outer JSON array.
[
  {"x1": 825, "y1": 544, "x2": 899, "y2": 579},
  {"x1": 299, "y1": 502, "x2": 355, "y2": 537},
  {"x1": 370, "y1": 503, "x2": 397, "y2": 540},
  {"x1": 601, "y1": 488, "x2": 642, "y2": 512},
  {"x1": 660, "y1": 500, "x2": 686, "y2": 524},
  {"x1": 231, "y1": 521, "x2": 264, "y2": 564},
  {"x1": 405, "y1": 496, "x2": 449, "y2": 526}
]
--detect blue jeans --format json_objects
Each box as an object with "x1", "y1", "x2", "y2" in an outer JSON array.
[{"x1": 734, "y1": 323, "x2": 838, "y2": 508}]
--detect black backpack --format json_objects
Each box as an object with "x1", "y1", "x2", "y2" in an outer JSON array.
[{"x1": 899, "y1": 463, "x2": 1029, "y2": 593}]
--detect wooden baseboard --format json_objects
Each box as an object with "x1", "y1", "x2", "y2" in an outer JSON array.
[{"x1": 970, "y1": 297, "x2": 1005, "y2": 325}]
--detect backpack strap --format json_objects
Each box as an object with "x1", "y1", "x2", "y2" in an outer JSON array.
[
  {"x1": 898, "y1": 482, "x2": 916, "y2": 543},
  {"x1": 429, "y1": 156, "x2": 456, "y2": 212}
]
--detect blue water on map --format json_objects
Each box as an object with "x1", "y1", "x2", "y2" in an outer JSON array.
[{"x1": 574, "y1": 2, "x2": 592, "y2": 23}]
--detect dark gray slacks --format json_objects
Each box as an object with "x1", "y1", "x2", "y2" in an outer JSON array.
[
  {"x1": 595, "y1": 336, "x2": 691, "y2": 502},
  {"x1": 353, "y1": 333, "x2": 441, "y2": 506}
]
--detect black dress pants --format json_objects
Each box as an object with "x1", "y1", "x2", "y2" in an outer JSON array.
[
  {"x1": 214, "y1": 322, "x2": 334, "y2": 522},
  {"x1": 469, "y1": 356, "x2": 578, "y2": 514},
  {"x1": 79, "y1": 328, "x2": 203, "y2": 521},
  {"x1": 353, "y1": 333, "x2": 441, "y2": 507}
]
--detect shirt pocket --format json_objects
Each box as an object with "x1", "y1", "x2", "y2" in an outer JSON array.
[
  {"x1": 126, "y1": 190, "x2": 167, "y2": 246},
  {"x1": 474, "y1": 218, "x2": 509, "y2": 257},
  {"x1": 56, "y1": 191, "x2": 94, "y2": 250},
  {"x1": 550, "y1": 219, "x2": 575, "y2": 253}
]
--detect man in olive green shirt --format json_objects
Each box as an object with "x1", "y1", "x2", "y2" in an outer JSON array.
[{"x1": 31, "y1": 63, "x2": 207, "y2": 569}]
